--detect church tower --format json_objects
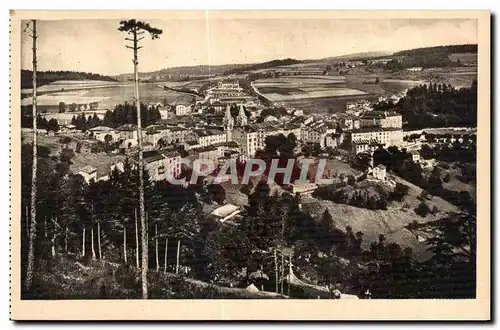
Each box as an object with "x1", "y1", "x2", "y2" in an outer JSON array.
[
  {"x1": 223, "y1": 104, "x2": 234, "y2": 141},
  {"x1": 235, "y1": 104, "x2": 248, "y2": 127}
]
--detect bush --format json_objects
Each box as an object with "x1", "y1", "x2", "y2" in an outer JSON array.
[
  {"x1": 389, "y1": 183, "x2": 410, "y2": 202},
  {"x1": 443, "y1": 172, "x2": 451, "y2": 183},
  {"x1": 113, "y1": 264, "x2": 141, "y2": 289},
  {"x1": 59, "y1": 136, "x2": 72, "y2": 144},
  {"x1": 415, "y1": 202, "x2": 431, "y2": 217}
]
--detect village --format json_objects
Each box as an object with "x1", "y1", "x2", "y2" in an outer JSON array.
[
  {"x1": 24, "y1": 76, "x2": 477, "y2": 231},
  {"x1": 17, "y1": 15, "x2": 479, "y2": 303}
]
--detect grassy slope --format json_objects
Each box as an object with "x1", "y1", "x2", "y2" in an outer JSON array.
[
  {"x1": 302, "y1": 173, "x2": 458, "y2": 261},
  {"x1": 27, "y1": 257, "x2": 287, "y2": 299}
]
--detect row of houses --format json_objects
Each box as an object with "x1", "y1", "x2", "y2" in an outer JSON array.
[{"x1": 77, "y1": 148, "x2": 183, "y2": 184}]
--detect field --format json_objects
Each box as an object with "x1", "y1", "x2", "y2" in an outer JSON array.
[
  {"x1": 35, "y1": 80, "x2": 121, "y2": 94},
  {"x1": 23, "y1": 80, "x2": 197, "y2": 110},
  {"x1": 251, "y1": 73, "x2": 430, "y2": 113},
  {"x1": 448, "y1": 53, "x2": 477, "y2": 63},
  {"x1": 253, "y1": 76, "x2": 369, "y2": 109},
  {"x1": 284, "y1": 94, "x2": 379, "y2": 114}
]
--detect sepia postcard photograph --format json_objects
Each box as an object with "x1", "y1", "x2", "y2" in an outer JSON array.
[{"x1": 9, "y1": 10, "x2": 490, "y2": 321}]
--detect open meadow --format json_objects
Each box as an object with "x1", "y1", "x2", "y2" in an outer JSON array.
[{"x1": 23, "y1": 80, "x2": 196, "y2": 111}]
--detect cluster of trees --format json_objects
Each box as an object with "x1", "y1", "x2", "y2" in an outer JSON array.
[
  {"x1": 21, "y1": 137, "x2": 477, "y2": 298},
  {"x1": 404, "y1": 132, "x2": 476, "y2": 144},
  {"x1": 21, "y1": 143, "x2": 228, "y2": 296},
  {"x1": 257, "y1": 107, "x2": 288, "y2": 122},
  {"x1": 223, "y1": 58, "x2": 301, "y2": 75},
  {"x1": 313, "y1": 182, "x2": 409, "y2": 211},
  {"x1": 420, "y1": 142, "x2": 476, "y2": 164},
  {"x1": 313, "y1": 185, "x2": 389, "y2": 210},
  {"x1": 21, "y1": 70, "x2": 117, "y2": 89},
  {"x1": 379, "y1": 45, "x2": 477, "y2": 71},
  {"x1": 392, "y1": 82, "x2": 477, "y2": 129},
  {"x1": 372, "y1": 146, "x2": 475, "y2": 210},
  {"x1": 58, "y1": 101, "x2": 99, "y2": 113},
  {"x1": 21, "y1": 114, "x2": 59, "y2": 132},
  {"x1": 69, "y1": 103, "x2": 162, "y2": 131},
  {"x1": 392, "y1": 44, "x2": 477, "y2": 57},
  {"x1": 263, "y1": 133, "x2": 297, "y2": 158}
]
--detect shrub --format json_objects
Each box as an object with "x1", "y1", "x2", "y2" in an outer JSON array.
[
  {"x1": 113, "y1": 264, "x2": 140, "y2": 289},
  {"x1": 59, "y1": 136, "x2": 72, "y2": 144},
  {"x1": 389, "y1": 183, "x2": 410, "y2": 202},
  {"x1": 415, "y1": 202, "x2": 431, "y2": 217}
]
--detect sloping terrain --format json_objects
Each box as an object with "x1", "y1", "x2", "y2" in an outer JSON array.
[{"x1": 302, "y1": 174, "x2": 458, "y2": 261}]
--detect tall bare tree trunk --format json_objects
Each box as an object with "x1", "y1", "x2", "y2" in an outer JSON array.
[
  {"x1": 51, "y1": 235, "x2": 56, "y2": 258},
  {"x1": 26, "y1": 206, "x2": 29, "y2": 238},
  {"x1": 82, "y1": 226, "x2": 86, "y2": 257},
  {"x1": 288, "y1": 254, "x2": 291, "y2": 297},
  {"x1": 65, "y1": 226, "x2": 68, "y2": 253},
  {"x1": 281, "y1": 254, "x2": 284, "y2": 294},
  {"x1": 44, "y1": 218, "x2": 47, "y2": 238},
  {"x1": 135, "y1": 208, "x2": 139, "y2": 268},
  {"x1": 164, "y1": 238, "x2": 168, "y2": 274},
  {"x1": 274, "y1": 249, "x2": 278, "y2": 293},
  {"x1": 123, "y1": 227, "x2": 127, "y2": 264},
  {"x1": 91, "y1": 227, "x2": 96, "y2": 260},
  {"x1": 155, "y1": 224, "x2": 159, "y2": 271},
  {"x1": 25, "y1": 29, "x2": 38, "y2": 285},
  {"x1": 132, "y1": 28, "x2": 149, "y2": 299},
  {"x1": 176, "y1": 240, "x2": 180, "y2": 275},
  {"x1": 50, "y1": 217, "x2": 56, "y2": 258},
  {"x1": 120, "y1": 19, "x2": 163, "y2": 299},
  {"x1": 98, "y1": 222, "x2": 102, "y2": 259}
]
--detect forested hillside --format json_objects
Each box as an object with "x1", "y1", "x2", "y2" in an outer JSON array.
[
  {"x1": 393, "y1": 44, "x2": 478, "y2": 57},
  {"x1": 223, "y1": 58, "x2": 302, "y2": 75},
  {"x1": 21, "y1": 70, "x2": 118, "y2": 89},
  {"x1": 374, "y1": 81, "x2": 477, "y2": 129}
]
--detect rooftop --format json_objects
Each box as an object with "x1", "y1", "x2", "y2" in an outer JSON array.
[
  {"x1": 78, "y1": 165, "x2": 97, "y2": 174},
  {"x1": 88, "y1": 126, "x2": 116, "y2": 132},
  {"x1": 117, "y1": 124, "x2": 137, "y2": 131},
  {"x1": 361, "y1": 111, "x2": 401, "y2": 119},
  {"x1": 351, "y1": 127, "x2": 402, "y2": 134},
  {"x1": 210, "y1": 204, "x2": 240, "y2": 220}
]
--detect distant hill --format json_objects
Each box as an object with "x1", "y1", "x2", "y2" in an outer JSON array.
[
  {"x1": 222, "y1": 58, "x2": 302, "y2": 75},
  {"x1": 322, "y1": 51, "x2": 394, "y2": 61},
  {"x1": 115, "y1": 58, "x2": 302, "y2": 82},
  {"x1": 385, "y1": 44, "x2": 478, "y2": 69},
  {"x1": 21, "y1": 70, "x2": 117, "y2": 89},
  {"x1": 115, "y1": 44, "x2": 478, "y2": 81},
  {"x1": 393, "y1": 44, "x2": 477, "y2": 57},
  {"x1": 115, "y1": 64, "x2": 245, "y2": 82}
]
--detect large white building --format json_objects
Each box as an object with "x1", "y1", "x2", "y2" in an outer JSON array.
[
  {"x1": 360, "y1": 111, "x2": 402, "y2": 129},
  {"x1": 232, "y1": 126, "x2": 259, "y2": 157},
  {"x1": 217, "y1": 80, "x2": 241, "y2": 90},
  {"x1": 184, "y1": 128, "x2": 227, "y2": 150},
  {"x1": 350, "y1": 127, "x2": 403, "y2": 154},
  {"x1": 130, "y1": 149, "x2": 182, "y2": 182},
  {"x1": 87, "y1": 126, "x2": 120, "y2": 142},
  {"x1": 175, "y1": 103, "x2": 192, "y2": 116},
  {"x1": 301, "y1": 120, "x2": 337, "y2": 148}
]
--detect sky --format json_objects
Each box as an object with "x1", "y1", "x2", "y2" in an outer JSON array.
[{"x1": 20, "y1": 18, "x2": 478, "y2": 76}]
